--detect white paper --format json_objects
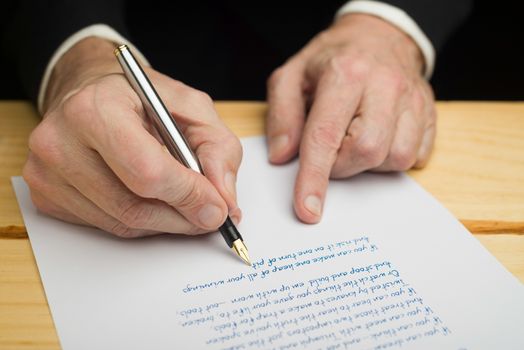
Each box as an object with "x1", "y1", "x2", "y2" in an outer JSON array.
[{"x1": 12, "y1": 136, "x2": 524, "y2": 350}]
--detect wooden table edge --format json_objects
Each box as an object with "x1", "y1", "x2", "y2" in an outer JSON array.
[{"x1": 2, "y1": 219, "x2": 524, "y2": 239}]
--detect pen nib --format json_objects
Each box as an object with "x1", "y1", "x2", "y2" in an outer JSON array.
[{"x1": 232, "y1": 239, "x2": 251, "y2": 266}]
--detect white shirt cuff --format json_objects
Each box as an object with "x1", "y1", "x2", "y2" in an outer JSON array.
[
  {"x1": 336, "y1": 0, "x2": 435, "y2": 79},
  {"x1": 37, "y1": 24, "x2": 150, "y2": 114}
]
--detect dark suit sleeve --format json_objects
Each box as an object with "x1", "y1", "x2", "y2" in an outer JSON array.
[
  {"x1": 376, "y1": 0, "x2": 473, "y2": 53},
  {"x1": 1, "y1": 0, "x2": 129, "y2": 104}
]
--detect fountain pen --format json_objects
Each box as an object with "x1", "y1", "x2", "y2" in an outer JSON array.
[{"x1": 114, "y1": 44, "x2": 250, "y2": 265}]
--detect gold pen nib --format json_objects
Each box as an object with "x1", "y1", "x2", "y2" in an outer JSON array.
[{"x1": 232, "y1": 239, "x2": 251, "y2": 266}]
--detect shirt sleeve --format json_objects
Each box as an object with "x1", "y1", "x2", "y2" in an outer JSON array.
[
  {"x1": 336, "y1": 0, "x2": 473, "y2": 79},
  {"x1": 36, "y1": 24, "x2": 149, "y2": 114}
]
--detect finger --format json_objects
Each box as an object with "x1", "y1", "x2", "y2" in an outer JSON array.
[
  {"x1": 58, "y1": 185, "x2": 159, "y2": 238},
  {"x1": 27, "y1": 109, "x2": 204, "y2": 235},
  {"x1": 294, "y1": 69, "x2": 361, "y2": 224},
  {"x1": 266, "y1": 61, "x2": 307, "y2": 164},
  {"x1": 415, "y1": 118, "x2": 436, "y2": 168},
  {"x1": 23, "y1": 158, "x2": 158, "y2": 238},
  {"x1": 414, "y1": 83, "x2": 437, "y2": 168},
  {"x1": 374, "y1": 108, "x2": 424, "y2": 171},
  {"x1": 195, "y1": 135, "x2": 243, "y2": 223},
  {"x1": 70, "y1": 97, "x2": 228, "y2": 231},
  {"x1": 23, "y1": 153, "x2": 86, "y2": 225},
  {"x1": 56, "y1": 146, "x2": 206, "y2": 235},
  {"x1": 29, "y1": 189, "x2": 87, "y2": 225},
  {"x1": 374, "y1": 84, "x2": 431, "y2": 171},
  {"x1": 330, "y1": 76, "x2": 402, "y2": 178},
  {"x1": 155, "y1": 81, "x2": 243, "y2": 221}
]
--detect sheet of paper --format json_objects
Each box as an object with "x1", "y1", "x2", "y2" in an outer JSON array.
[{"x1": 12, "y1": 136, "x2": 524, "y2": 350}]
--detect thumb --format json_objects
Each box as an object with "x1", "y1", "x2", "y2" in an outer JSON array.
[
  {"x1": 183, "y1": 117, "x2": 244, "y2": 224},
  {"x1": 150, "y1": 75, "x2": 240, "y2": 227}
]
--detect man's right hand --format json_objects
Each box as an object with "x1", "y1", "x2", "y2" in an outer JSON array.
[{"x1": 23, "y1": 37, "x2": 242, "y2": 237}]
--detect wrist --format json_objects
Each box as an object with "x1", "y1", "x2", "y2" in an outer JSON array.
[
  {"x1": 43, "y1": 37, "x2": 122, "y2": 113},
  {"x1": 334, "y1": 14, "x2": 425, "y2": 75}
]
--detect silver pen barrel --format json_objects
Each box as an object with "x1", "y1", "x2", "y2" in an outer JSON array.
[{"x1": 114, "y1": 45, "x2": 203, "y2": 174}]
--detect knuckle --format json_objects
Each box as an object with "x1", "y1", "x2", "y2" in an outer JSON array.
[
  {"x1": 28, "y1": 121, "x2": 63, "y2": 166},
  {"x1": 190, "y1": 89, "x2": 213, "y2": 106},
  {"x1": 306, "y1": 161, "x2": 330, "y2": 183},
  {"x1": 389, "y1": 144, "x2": 418, "y2": 170},
  {"x1": 226, "y1": 133, "x2": 243, "y2": 164},
  {"x1": 235, "y1": 140, "x2": 243, "y2": 164},
  {"x1": 22, "y1": 154, "x2": 55, "y2": 196},
  {"x1": 343, "y1": 56, "x2": 371, "y2": 80},
  {"x1": 169, "y1": 175, "x2": 204, "y2": 211},
  {"x1": 128, "y1": 159, "x2": 165, "y2": 198},
  {"x1": 353, "y1": 134, "x2": 388, "y2": 168},
  {"x1": 163, "y1": 79, "x2": 187, "y2": 99},
  {"x1": 268, "y1": 67, "x2": 285, "y2": 87},
  {"x1": 166, "y1": 79, "x2": 186, "y2": 92},
  {"x1": 186, "y1": 225, "x2": 207, "y2": 236},
  {"x1": 411, "y1": 88, "x2": 426, "y2": 112},
  {"x1": 329, "y1": 161, "x2": 349, "y2": 179},
  {"x1": 117, "y1": 199, "x2": 154, "y2": 229},
  {"x1": 108, "y1": 221, "x2": 135, "y2": 238},
  {"x1": 309, "y1": 121, "x2": 342, "y2": 152},
  {"x1": 62, "y1": 86, "x2": 96, "y2": 122},
  {"x1": 316, "y1": 30, "x2": 331, "y2": 46},
  {"x1": 428, "y1": 106, "x2": 437, "y2": 124},
  {"x1": 423, "y1": 81, "x2": 436, "y2": 101},
  {"x1": 22, "y1": 160, "x2": 42, "y2": 191},
  {"x1": 29, "y1": 191, "x2": 53, "y2": 215},
  {"x1": 383, "y1": 69, "x2": 408, "y2": 93}
]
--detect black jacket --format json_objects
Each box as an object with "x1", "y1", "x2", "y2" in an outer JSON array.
[{"x1": 1, "y1": 0, "x2": 522, "y2": 102}]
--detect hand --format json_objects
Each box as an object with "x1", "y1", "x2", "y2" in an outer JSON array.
[
  {"x1": 266, "y1": 14, "x2": 436, "y2": 223},
  {"x1": 23, "y1": 38, "x2": 242, "y2": 237}
]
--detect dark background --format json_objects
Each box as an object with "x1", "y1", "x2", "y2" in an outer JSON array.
[
  {"x1": 430, "y1": 1, "x2": 524, "y2": 100},
  {"x1": 0, "y1": 0, "x2": 523, "y2": 102}
]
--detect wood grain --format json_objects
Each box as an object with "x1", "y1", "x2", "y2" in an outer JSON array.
[
  {"x1": 1, "y1": 101, "x2": 523, "y2": 233},
  {"x1": 409, "y1": 102, "x2": 524, "y2": 226},
  {"x1": 0, "y1": 238, "x2": 60, "y2": 350},
  {"x1": 0, "y1": 101, "x2": 523, "y2": 349},
  {"x1": 0, "y1": 102, "x2": 39, "y2": 231}
]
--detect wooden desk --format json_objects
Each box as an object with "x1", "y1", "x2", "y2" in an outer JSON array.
[{"x1": 1, "y1": 101, "x2": 523, "y2": 349}]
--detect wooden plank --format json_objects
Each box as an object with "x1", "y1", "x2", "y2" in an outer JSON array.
[
  {"x1": 1, "y1": 101, "x2": 524, "y2": 233},
  {"x1": 410, "y1": 102, "x2": 524, "y2": 226},
  {"x1": 0, "y1": 102, "x2": 40, "y2": 231},
  {"x1": 460, "y1": 220, "x2": 524, "y2": 234},
  {"x1": 0, "y1": 238, "x2": 60, "y2": 350},
  {"x1": 475, "y1": 234, "x2": 524, "y2": 283}
]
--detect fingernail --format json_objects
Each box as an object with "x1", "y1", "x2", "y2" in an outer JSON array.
[
  {"x1": 231, "y1": 214, "x2": 240, "y2": 226},
  {"x1": 230, "y1": 207, "x2": 242, "y2": 225},
  {"x1": 198, "y1": 204, "x2": 224, "y2": 228},
  {"x1": 224, "y1": 171, "x2": 237, "y2": 199},
  {"x1": 269, "y1": 134, "x2": 289, "y2": 160},
  {"x1": 304, "y1": 195, "x2": 322, "y2": 217}
]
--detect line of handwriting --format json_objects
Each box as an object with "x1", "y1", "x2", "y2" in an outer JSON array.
[{"x1": 183, "y1": 236, "x2": 378, "y2": 294}]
